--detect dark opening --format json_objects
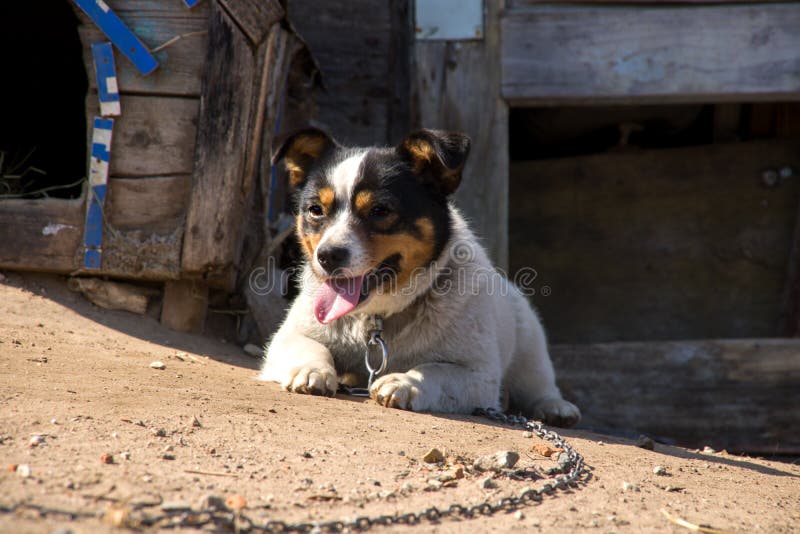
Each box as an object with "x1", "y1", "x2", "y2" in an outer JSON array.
[
  {"x1": 510, "y1": 103, "x2": 800, "y2": 344},
  {"x1": 0, "y1": 1, "x2": 87, "y2": 199}
]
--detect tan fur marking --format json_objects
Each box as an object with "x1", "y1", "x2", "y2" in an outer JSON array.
[
  {"x1": 296, "y1": 212, "x2": 322, "y2": 260},
  {"x1": 318, "y1": 187, "x2": 335, "y2": 212},
  {"x1": 368, "y1": 217, "x2": 436, "y2": 287},
  {"x1": 285, "y1": 134, "x2": 328, "y2": 187},
  {"x1": 404, "y1": 139, "x2": 435, "y2": 174},
  {"x1": 354, "y1": 190, "x2": 374, "y2": 213}
]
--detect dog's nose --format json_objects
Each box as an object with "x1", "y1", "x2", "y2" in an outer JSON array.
[{"x1": 316, "y1": 246, "x2": 350, "y2": 274}]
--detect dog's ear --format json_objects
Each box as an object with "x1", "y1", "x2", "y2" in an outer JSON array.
[
  {"x1": 397, "y1": 129, "x2": 471, "y2": 195},
  {"x1": 272, "y1": 128, "x2": 336, "y2": 189}
]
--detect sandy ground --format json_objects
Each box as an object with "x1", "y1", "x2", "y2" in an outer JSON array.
[{"x1": 1, "y1": 272, "x2": 798, "y2": 533}]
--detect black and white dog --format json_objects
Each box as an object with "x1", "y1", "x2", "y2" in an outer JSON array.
[{"x1": 259, "y1": 128, "x2": 580, "y2": 427}]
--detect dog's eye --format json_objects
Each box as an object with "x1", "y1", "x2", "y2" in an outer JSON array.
[
  {"x1": 369, "y1": 205, "x2": 392, "y2": 218},
  {"x1": 307, "y1": 204, "x2": 324, "y2": 217}
]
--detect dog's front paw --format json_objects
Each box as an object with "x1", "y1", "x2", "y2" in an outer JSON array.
[
  {"x1": 283, "y1": 366, "x2": 338, "y2": 397},
  {"x1": 531, "y1": 397, "x2": 581, "y2": 428},
  {"x1": 370, "y1": 373, "x2": 421, "y2": 410}
]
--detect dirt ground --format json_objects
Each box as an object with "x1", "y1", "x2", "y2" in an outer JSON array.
[{"x1": 1, "y1": 272, "x2": 798, "y2": 533}]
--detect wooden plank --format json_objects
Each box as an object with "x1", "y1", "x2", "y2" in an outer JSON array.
[
  {"x1": 551, "y1": 339, "x2": 800, "y2": 454},
  {"x1": 72, "y1": 0, "x2": 159, "y2": 75},
  {"x1": 413, "y1": 0, "x2": 508, "y2": 268},
  {"x1": 502, "y1": 4, "x2": 800, "y2": 105},
  {"x1": 161, "y1": 280, "x2": 208, "y2": 333},
  {"x1": 0, "y1": 198, "x2": 83, "y2": 273},
  {"x1": 0, "y1": 175, "x2": 188, "y2": 280},
  {"x1": 181, "y1": 3, "x2": 255, "y2": 286},
  {"x1": 107, "y1": 175, "x2": 191, "y2": 234},
  {"x1": 218, "y1": 0, "x2": 284, "y2": 45},
  {"x1": 75, "y1": 0, "x2": 209, "y2": 96},
  {"x1": 91, "y1": 42, "x2": 121, "y2": 117},
  {"x1": 287, "y1": 0, "x2": 396, "y2": 146},
  {"x1": 509, "y1": 139, "x2": 800, "y2": 344},
  {"x1": 83, "y1": 117, "x2": 114, "y2": 269},
  {"x1": 85, "y1": 94, "x2": 198, "y2": 177},
  {"x1": 511, "y1": 0, "x2": 797, "y2": 5}
]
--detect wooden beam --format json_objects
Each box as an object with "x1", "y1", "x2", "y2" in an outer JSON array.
[
  {"x1": 502, "y1": 4, "x2": 800, "y2": 105},
  {"x1": 551, "y1": 339, "x2": 800, "y2": 454},
  {"x1": 161, "y1": 280, "x2": 208, "y2": 333},
  {"x1": 413, "y1": 0, "x2": 508, "y2": 268},
  {"x1": 0, "y1": 198, "x2": 83, "y2": 273},
  {"x1": 218, "y1": 0, "x2": 284, "y2": 46},
  {"x1": 181, "y1": 2, "x2": 256, "y2": 287}
]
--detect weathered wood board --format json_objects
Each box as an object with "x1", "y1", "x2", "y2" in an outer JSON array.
[
  {"x1": 181, "y1": 3, "x2": 256, "y2": 286},
  {"x1": 0, "y1": 175, "x2": 187, "y2": 279},
  {"x1": 218, "y1": 0, "x2": 284, "y2": 46},
  {"x1": 551, "y1": 339, "x2": 800, "y2": 453},
  {"x1": 510, "y1": 138, "x2": 800, "y2": 343},
  {"x1": 85, "y1": 95, "x2": 199, "y2": 177},
  {"x1": 287, "y1": 0, "x2": 408, "y2": 146},
  {"x1": 107, "y1": 175, "x2": 191, "y2": 234},
  {"x1": 0, "y1": 198, "x2": 84, "y2": 273},
  {"x1": 74, "y1": 0, "x2": 209, "y2": 97},
  {"x1": 502, "y1": 4, "x2": 800, "y2": 105},
  {"x1": 414, "y1": 0, "x2": 508, "y2": 268}
]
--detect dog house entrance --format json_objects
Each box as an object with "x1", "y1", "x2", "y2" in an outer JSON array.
[
  {"x1": 509, "y1": 103, "x2": 800, "y2": 344},
  {"x1": 0, "y1": 1, "x2": 87, "y2": 199}
]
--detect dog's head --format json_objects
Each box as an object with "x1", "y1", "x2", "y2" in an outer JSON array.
[{"x1": 274, "y1": 128, "x2": 471, "y2": 324}]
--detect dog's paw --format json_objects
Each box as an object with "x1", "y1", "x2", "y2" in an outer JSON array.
[
  {"x1": 531, "y1": 397, "x2": 581, "y2": 428},
  {"x1": 370, "y1": 373, "x2": 421, "y2": 410},
  {"x1": 282, "y1": 366, "x2": 338, "y2": 397}
]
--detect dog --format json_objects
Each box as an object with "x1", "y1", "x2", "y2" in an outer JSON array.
[{"x1": 258, "y1": 128, "x2": 580, "y2": 427}]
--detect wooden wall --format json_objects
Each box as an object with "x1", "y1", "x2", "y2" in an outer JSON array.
[
  {"x1": 510, "y1": 138, "x2": 800, "y2": 343},
  {"x1": 286, "y1": 0, "x2": 411, "y2": 146},
  {"x1": 502, "y1": 3, "x2": 800, "y2": 106}
]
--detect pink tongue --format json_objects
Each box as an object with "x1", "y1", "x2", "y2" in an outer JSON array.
[{"x1": 314, "y1": 275, "x2": 365, "y2": 324}]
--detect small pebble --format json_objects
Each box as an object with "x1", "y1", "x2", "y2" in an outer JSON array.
[
  {"x1": 120, "y1": 451, "x2": 131, "y2": 461},
  {"x1": 149, "y1": 361, "x2": 166, "y2": 370},
  {"x1": 153, "y1": 428, "x2": 167, "y2": 437},
  {"x1": 522, "y1": 431, "x2": 533, "y2": 438},
  {"x1": 422, "y1": 448, "x2": 444, "y2": 463},
  {"x1": 226, "y1": 494, "x2": 247, "y2": 510},
  {"x1": 479, "y1": 476, "x2": 496, "y2": 489},
  {"x1": 702, "y1": 446, "x2": 716, "y2": 454},
  {"x1": 50, "y1": 418, "x2": 58, "y2": 425},
  {"x1": 162, "y1": 454, "x2": 176, "y2": 461},
  {"x1": 653, "y1": 465, "x2": 667, "y2": 476},
  {"x1": 243, "y1": 344, "x2": 263, "y2": 358},
  {"x1": 473, "y1": 450, "x2": 519, "y2": 472},
  {"x1": 17, "y1": 464, "x2": 32, "y2": 478},
  {"x1": 29, "y1": 435, "x2": 45, "y2": 448},
  {"x1": 514, "y1": 510, "x2": 525, "y2": 520},
  {"x1": 621, "y1": 481, "x2": 640, "y2": 492},
  {"x1": 100, "y1": 453, "x2": 114, "y2": 464},
  {"x1": 192, "y1": 416, "x2": 202, "y2": 428}
]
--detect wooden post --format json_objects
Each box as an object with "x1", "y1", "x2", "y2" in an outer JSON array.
[
  {"x1": 161, "y1": 280, "x2": 208, "y2": 333},
  {"x1": 413, "y1": 0, "x2": 509, "y2": 268}
]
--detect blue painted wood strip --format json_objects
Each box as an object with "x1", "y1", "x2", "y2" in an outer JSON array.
[
  {"x1": 183, "y1": 0, "x2": 203, "y2": 8},
  {"x1": 92, "y1": 42, "x2": 121, "y2": 117},
  {"x1": 83, "y1": 117, "x2": 114, "y2": 269},
  {"x1": 72, "y1": 0, "x2": 159, "y2": 76}
]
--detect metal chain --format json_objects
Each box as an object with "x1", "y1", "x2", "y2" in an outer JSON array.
[{"x1": 1, "y1": 409, "x2": 587, "y2": 532}]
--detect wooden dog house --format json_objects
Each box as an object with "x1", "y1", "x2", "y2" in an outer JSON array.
[{"x1": 0, "y1": 0, "x2": 314, "y2": 329}]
